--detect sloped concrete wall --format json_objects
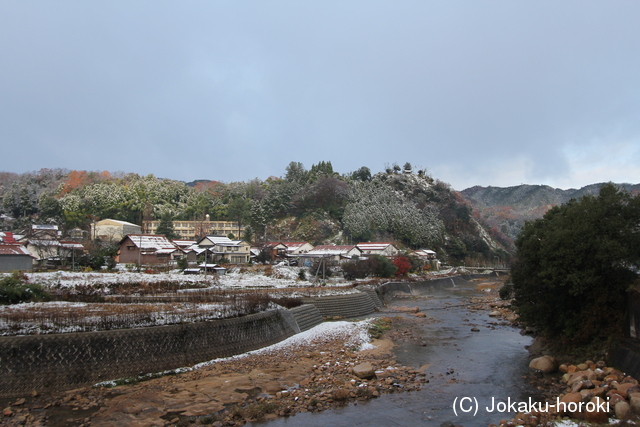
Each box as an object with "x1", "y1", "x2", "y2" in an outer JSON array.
[
  {"x1": 0, "y1": 310, "x2": 296, "y2": 398},
  {"x1": 289, "y1": 304, "x2": 323, "y2": 332},
  {"x1": 302, "y1": 292, "x2": 376, "y2": 319}
]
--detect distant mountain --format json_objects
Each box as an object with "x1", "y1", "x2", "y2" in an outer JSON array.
[{"x1": 460, "y1": 182, "x2": 640, "y2": 249}]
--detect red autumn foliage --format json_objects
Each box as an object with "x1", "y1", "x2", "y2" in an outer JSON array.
[{"x1": 393, "y1": 256, "x2": 412, "y2": 276}]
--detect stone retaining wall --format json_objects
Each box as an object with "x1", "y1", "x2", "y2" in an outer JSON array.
[
  {"x1": 302, "y1": 292, "x2": 376, "y2": 319},
  {"x1": 289, "y1": 304, "x2": 323, "y2": 332},
  {"x1": 360, "y1": 287, "x2": 383, "y2": 308},
  {"x1": 0, "y1": 310, "x2": 296, "y2": 398},
  {"x1": 379, "y1": 275, "x2": 469, "y2": 298}
]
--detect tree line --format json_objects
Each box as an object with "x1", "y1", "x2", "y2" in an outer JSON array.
[{"x1": 0, "y1": 162, "x2": 509, "y2": 264}]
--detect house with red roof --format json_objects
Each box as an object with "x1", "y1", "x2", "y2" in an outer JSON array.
[{"x1": 0, "y1": 244, "x2": 34, "y2": 272}]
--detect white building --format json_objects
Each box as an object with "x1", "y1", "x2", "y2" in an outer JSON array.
[{"x1": 91, "y1": 219, "x2": 141, "y2": 242}]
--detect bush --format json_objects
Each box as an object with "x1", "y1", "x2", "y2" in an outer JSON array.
[
  {"x1": 499, "y1": 282, "x2": 514, "y2": 300},
  {"x1": 0, "y1": 271, "x2": 50, "y2": 305},
  {"x1": 342, "y1": 255, "x2": 397, "y2": 279},
  {"x1": 393, "y1": 256, "x2": 412, "y2": 276},
  {"x1": 176, "y1": 257, "x2": 188, "y2": 271}
]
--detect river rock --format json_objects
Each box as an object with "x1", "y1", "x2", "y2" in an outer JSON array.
[
  {"x1": 630, "y1": 395, "x2": 640, "y2": 413},
  {"x1": 616, "y1": 401, "x2": 631, "y2": 419},
  {"x1": 566, "y1": 370, "x2": 596, "y2": 386},
  {"x1": 585, "y1": 397, "x2": 608, "y2": 423},
  {"x1": 488, "y1": 310, "x2": 501, "y2": 317},
  {"x1": 352, "y1": 363, "x2": 376, "y2": 380},
  {"x1": 529, "y1": 355, "x2": 558, "y2": 374}
]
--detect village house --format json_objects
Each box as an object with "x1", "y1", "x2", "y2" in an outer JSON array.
[
  {"x1": 116, "y1": 234, "x2": 181, "y2": 266},
  {"x1": 172, "y1": 240, "x2": 199, "y2": 264},
  {"x1": 0, "y1": 244, "x2": 34, "y2": 272},
  {"x1": 300, "y1": 245, "x2": 362, "y2": 265},
  {"x1": 260, "y1": 242, "x2": 288, "y2": 259},
  {"x1": 413, "y1": 248, "x2": 440, "y2": 271},
  {"x1": 259, "y1": 242, "x2": 314, "y2": 264},
  {"x1": 30, "y1": 224, "x2": 61, "y2": 239},
  {"x1": 90, "y1": 219, "x2": 141, "y2": 242},
  {"x1": 413, "y1": 249, "x2": 437, "y2": 260},
  {"x1": 356, "y1": 242, "x2": 400, "y2": 257},
  {"x1": 280, "y1": 242, "x2": 314, "y2": 255},
  {"x1": 196, "y1": 235, "x2": 250, "y2": 264},
  {"x1": 23, "y1": 239, "x2": 85, "y2": 267}
]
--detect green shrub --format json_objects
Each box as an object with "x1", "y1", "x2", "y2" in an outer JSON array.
[
  {"x1": 499, "y1": 282, "x2": 514, "y2": 300},
  {"x1": 0, "y1": 271, "x2": 50, "y2": 305}
]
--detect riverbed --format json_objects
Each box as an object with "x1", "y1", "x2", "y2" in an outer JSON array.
[{"x1": 250, "y1": 278, "x2": 538, "y2": 426}]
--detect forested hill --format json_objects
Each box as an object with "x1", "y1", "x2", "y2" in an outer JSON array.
[
  {"x1": 460, "y1": 182, "x2": 640, "y2": 245},
  {"x1": 0, "y1": 163, "x2": 510, "y2": 265}
]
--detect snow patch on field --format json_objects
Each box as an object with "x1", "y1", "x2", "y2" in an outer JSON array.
[
  {"x1": 14, "y1": 266, "x2": 351, "y2": 290},
  {"x1": 194, "y1": 319, "x2": 375, "y2": 368}
]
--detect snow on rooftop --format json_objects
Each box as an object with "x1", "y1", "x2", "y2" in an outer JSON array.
[
  {"x1": 307, "y1": 245, "x2": 357, "y2": 255},
  {"x1": 112, "y1": 219, "x2": 139, "y2": 226},
  {"x1": 172, "y1": 240, "x2": 196, "y2": 248},
  {"x1": 126, "y1": 234, "x2": 178, "y2": 251},
  {"x1": 356, "y1": 242, "x2": 394, "y2": 251},
  {"x1": 282, "y1": 242, "x2": 308, "y2": 248},
  {"x1": 32, "y1": 224, "x2": 58, "y2": 230}
]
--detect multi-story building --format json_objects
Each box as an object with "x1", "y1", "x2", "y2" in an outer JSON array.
[{"x1": 143, "y1": 218, "x2": 245, "y2": 240}]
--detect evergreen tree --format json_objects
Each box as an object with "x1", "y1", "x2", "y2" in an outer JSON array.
[
  {"x1": 511, "y1": 183, "x2": 640, "y2": 348},
  {"x1": 155, "y1": 215, "x2": 179, "y2": 240}
]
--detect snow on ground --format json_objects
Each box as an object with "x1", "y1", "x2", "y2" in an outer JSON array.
[
  {"x1": 12, "y1": 264, "x2": 352, "y2": 291},
  {"x1": 95, "y1": 318, "x2": 375, "y2": 387},
  {"x1": 194, "y1": 319, "x2": 375, "y2": 369},
  {"x1": 0, "y1": 300, "x2": 238, "y2": 335}
]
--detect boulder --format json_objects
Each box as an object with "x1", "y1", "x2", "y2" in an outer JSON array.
[
  {"x1": 630, "y1": 395, "x2": 640, "y2": 414},
  {"x1": 585, "y1": 397, "x2": 608, "y2": 424},
  {"x1": 352, "y1": 363, "x2": 376, "y2": 380},
  {"x1": 566, "y1": 370, "x2": 596, "y2": 386},
  {"x1": 615, "y1": 401, "x2": 631, "y2": 419},
  {"x1": 529, "y1": 356, "x2": 558, "y2": 374}
]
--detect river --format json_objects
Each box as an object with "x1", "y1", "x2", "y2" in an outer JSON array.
[{"x1": 250, "y1": 277, "x2": 539, "y2": 426}]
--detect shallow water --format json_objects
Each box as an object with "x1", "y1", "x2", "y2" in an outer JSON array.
[{"x1": 250, "y1": 280, "x2": 537, "y2": 426}]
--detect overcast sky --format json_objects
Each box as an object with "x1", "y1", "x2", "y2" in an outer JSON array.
[{"x1": 2, "y1": 1, "x2": 639, "y2": 191}]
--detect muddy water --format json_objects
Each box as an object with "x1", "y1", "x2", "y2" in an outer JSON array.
[{"x1": 251, "y1": 279, "x2": 538, "y2": 426}]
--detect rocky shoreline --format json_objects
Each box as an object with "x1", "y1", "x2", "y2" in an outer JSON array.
[
  {"x1": 494, "y1": 357, "x2": 640, "y2": 426},
  {"x1": 468, "y1": 287, "x2": 640, "y2": 427}
]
